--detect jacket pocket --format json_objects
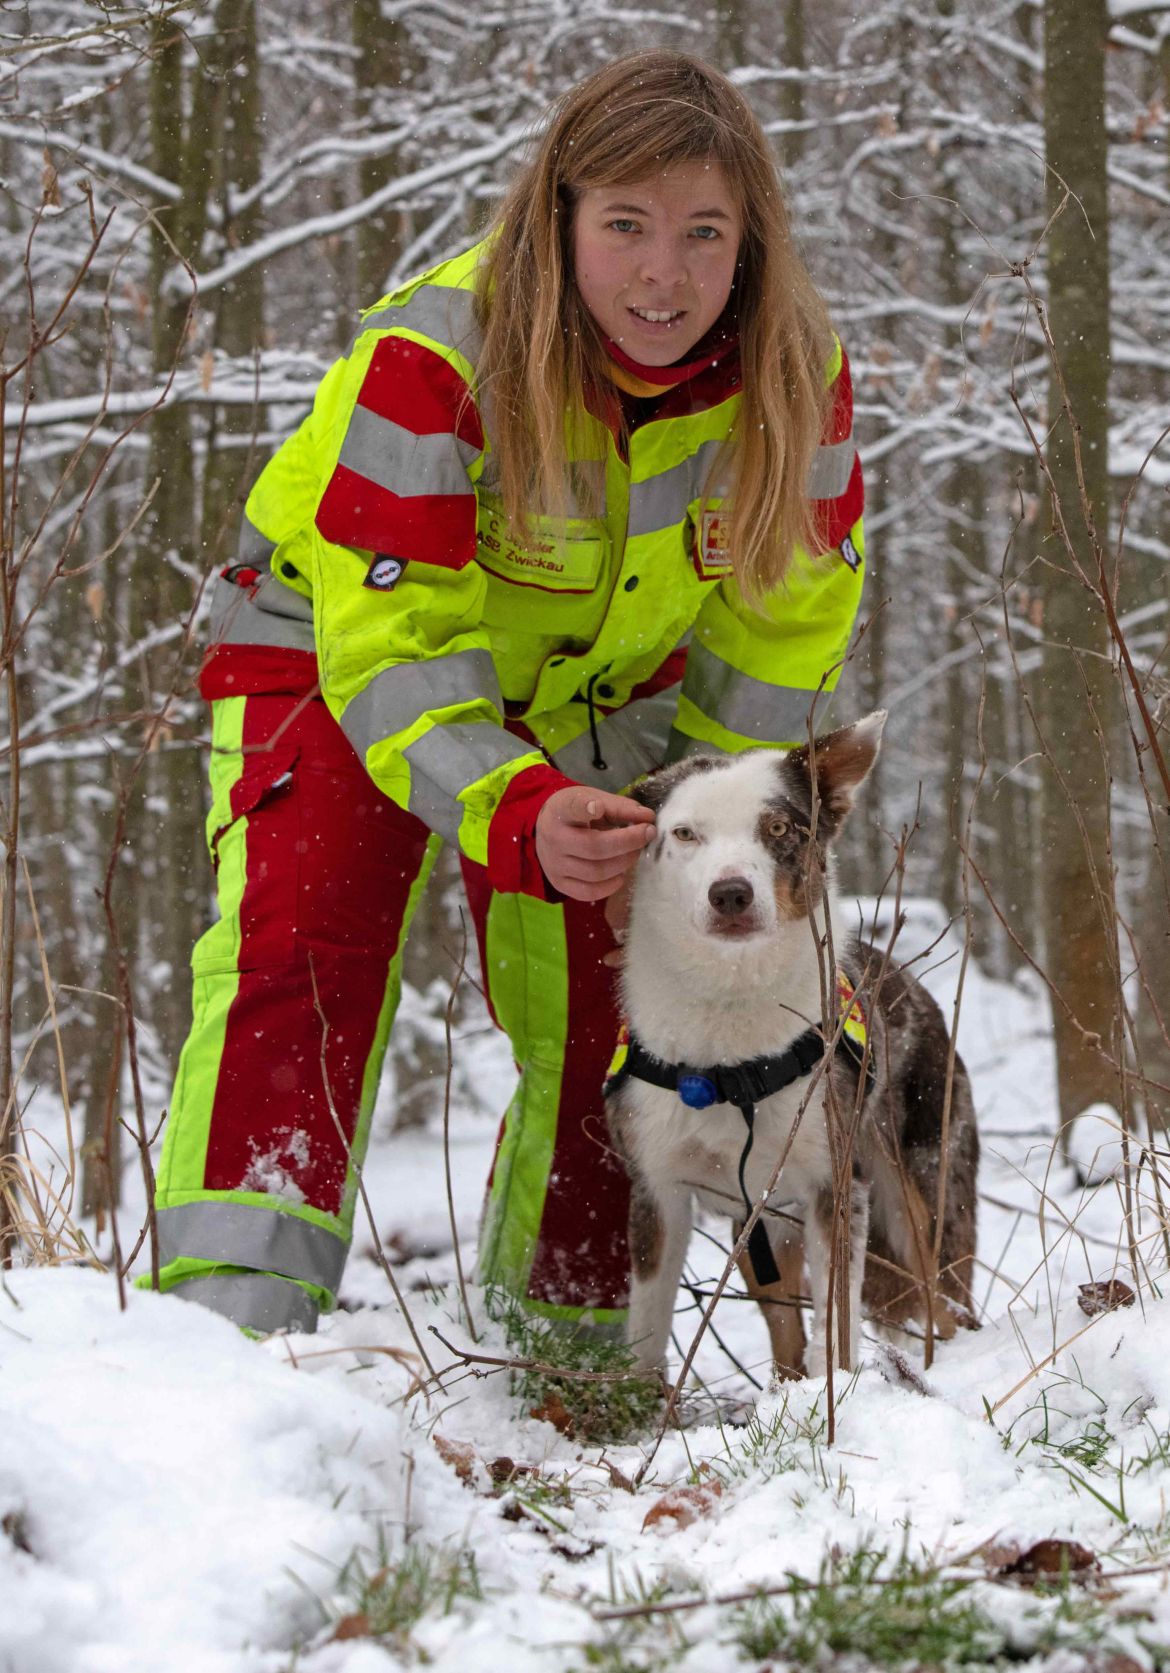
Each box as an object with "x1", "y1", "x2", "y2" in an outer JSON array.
[
  {"x1": 195, "y1": 745, "x2": 301, "y2": 975},
  {"x1": 208, "y1": 745, "x2": 299, "y2": 872}
]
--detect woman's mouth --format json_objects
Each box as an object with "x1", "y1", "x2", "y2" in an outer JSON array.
[{"x1": 628, "y1": 306, "x2": 684, "y2": 328}]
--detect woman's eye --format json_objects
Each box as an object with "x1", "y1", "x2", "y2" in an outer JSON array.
[
  {"x1": 608, "y1": 218, "x2": 638, "y2": 234},
  {"x1": 672, "y1": 825, "x2": 697, "y2": 843},
  {"x1": 691, "y1": 225, "x2": 720, "y2": 240}
]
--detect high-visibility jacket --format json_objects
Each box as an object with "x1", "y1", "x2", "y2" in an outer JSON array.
[{"x1": 206, "y1": 239, "x2": 865, "y2": 894}]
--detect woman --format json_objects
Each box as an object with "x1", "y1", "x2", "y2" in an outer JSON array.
[{"x1": 152, "y1": 50, "x2": 865, "y2": 1336}]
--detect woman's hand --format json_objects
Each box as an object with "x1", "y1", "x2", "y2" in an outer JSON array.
[{"x1": 535, "y1": 786, "x2": 655, "y2": 902}]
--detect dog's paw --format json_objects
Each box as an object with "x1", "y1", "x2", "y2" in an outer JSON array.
[{"x1": 804, "y1": 1343, "x2": 827, "y2": 1380}]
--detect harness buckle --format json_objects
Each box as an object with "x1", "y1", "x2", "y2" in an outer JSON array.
[{"x1": 715, "y1": 1060, "x2": 771, "y2": 1108}]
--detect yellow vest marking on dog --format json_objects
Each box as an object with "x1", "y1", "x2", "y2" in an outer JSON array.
[
  {"x1": 836, "y1": 970, "x2": 868, "y2": 1052},
  {"x1": 607, "y1": 1021, "x2": 630, "y2": 1083}
]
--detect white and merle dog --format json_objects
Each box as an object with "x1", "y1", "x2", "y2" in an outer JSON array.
[{"x1": 605, "y1": 714, "x2": 979, "y2": 1381}]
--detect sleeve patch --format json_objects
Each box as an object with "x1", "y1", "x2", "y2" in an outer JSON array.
[{"x1": 364, "y1": 554, "x2": 407, "y2": 590}]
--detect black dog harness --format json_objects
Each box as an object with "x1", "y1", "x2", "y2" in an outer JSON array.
[{"x1": 605, "y1": 983, "x2": 874, "y2": 1288}]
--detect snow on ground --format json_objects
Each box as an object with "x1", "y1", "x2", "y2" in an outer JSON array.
[{"x1": 3, "y1": 900, "x2": 1169, "y2": 1672}]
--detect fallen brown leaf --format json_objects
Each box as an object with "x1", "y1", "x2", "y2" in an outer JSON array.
[
  {"x1": 1078, "y1": 1280, "x2": 1135, "y2": 1317},
  {"x1": 433, "y1": 1435, "x2": 476, "y2": 1484},
  {"x1": 331, "y1": 1612, "x2": 370, "y2": 1640},
  {"x1": 999, "y1": 1538, "x2": 1099, "y2": 1582},
  {"x1": 875, "y1": 1342, "x2": 932, "y2": 1397},
  {"x1": 641, "y1": 1480, "x2": 722, "y2": 1533},
  {"x1": 530, "y1": 1395, "x2": 575, "y2": 1435}
]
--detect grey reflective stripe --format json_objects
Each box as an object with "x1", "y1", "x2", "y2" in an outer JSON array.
[
  {"x1": 806, "y1": 436, "x2": 855, "y2": 500},
  {"x1": 356, "y1": 283, "x2": 481, "y2": 361},
  {"x1": 339, "y1": 648, "x2": 502, "y2": 762},
  {"x1": 403, "y1": 720, "x2": 537, "y2": 840},
  {"x1": 157, "y1": 1201, "x2": 348, "y2": 1290},
  {"x1": 173, "y1": 1272, "x2": 320, "y2": 1334},
  {"x1": 548, "y1": 685, "x2": 681, "y2": 789},
  {"x1": 208, "y1": 572, "x2": 316, "y2": 654},
  {"x1": 682, "y1": 640, "x2": 821, "y2": 741},
  {"x1": 666, "y1": 728, "x2": 723, "y2": 764},
  {"x1": 236, "y1": 520, "x2": 277, "y2": 566},
  {"x1": 627, "y1": 438, "x2": 727, "y2": 539},
  {"x1": 338, "y1": 404, "x2": 479, "y2": 498}
]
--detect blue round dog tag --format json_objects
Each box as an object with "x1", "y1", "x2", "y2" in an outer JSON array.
[{"x1": 678, "y1": 1074, "x2": 717, "y2": 1110}]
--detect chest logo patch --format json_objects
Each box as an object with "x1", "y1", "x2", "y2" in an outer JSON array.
[
  {"x1": 475, "y1": 508, "x2": 602, "y2": 594},
  {"x1": 694, "y1": 510, "x2": 732, "y2": 581}
]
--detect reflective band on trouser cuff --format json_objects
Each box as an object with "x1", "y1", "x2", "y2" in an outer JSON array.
[
  {"x1": 355, "y1": 283, "x2": 480, "y2": 360},
  {"x1": 627, "y1": 437, "x2": 726, "y2": 538},
  {"x1": 547, "y1": 685, "x2": 681, "y2": 789},
  {"x1": 338, "y1": 648, "x2": 504, "y2": 762},
  {"x1": 157, "y1": 1200, "x2": 348, "y2": 1292},
  {"x1": 402, "y1": 721, "x2": 536, "y2": 842},
  {"x1": 680, "y1": 640, "x2": 824, "y2": 741},
  {"x1": 805, "y1": 436, "x2": 856, "y2": 500},
  {"x1": 337, "y1": 405, "x2": 480, "y2": 497},
  {"x1": 172, "y1": 1271, "x2": 321, "y2": 1334},
  {"x1": 208, "y1": 572, "x2": 317, "y2": 654}
]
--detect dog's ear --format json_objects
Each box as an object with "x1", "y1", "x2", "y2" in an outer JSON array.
[
  {"x1": 783, "y1": 711, "x2": 886, "y2": 834},
  {"x1": 628, "y1": 771, "x2": 673, "y2": 815}
]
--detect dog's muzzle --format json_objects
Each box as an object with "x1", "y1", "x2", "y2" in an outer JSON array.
[{"x1": 707, "y1": 875, "x2": 754, "y2": 919}]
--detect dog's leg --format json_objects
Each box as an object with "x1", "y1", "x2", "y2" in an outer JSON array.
[
  {"x1": 804, "y1": 1178, "x2": 870, "y2": 1376},
  {"x1": 870, "y1": 1146, "x2": 957, "y2": 1338},
  {"x1": 735, "y1": 1218, "x2": 807, "y2": 1381},
  {"x1": 626, "y1": 1180, "x2": 692, "y2": 1377}
]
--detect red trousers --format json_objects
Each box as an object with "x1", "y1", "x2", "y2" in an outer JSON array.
[{"x1": 156, "y1": 653, "x2": 631, "y2": 1331}]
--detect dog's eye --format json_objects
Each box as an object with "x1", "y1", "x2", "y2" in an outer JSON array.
[
  {"x1": 671, "y1": 825, "x2": 698, "y2": 843},
  {"x1": 767, "y1": 817, "x2": 790, "y2": 840}
]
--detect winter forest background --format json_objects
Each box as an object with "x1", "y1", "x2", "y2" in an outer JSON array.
[
  {"x1": 3, "y1": 3, "x2": 1170, "y2": 1669},
  {"x1": 3, "y1": 0, "x2": 1167, "y2": 1242}
]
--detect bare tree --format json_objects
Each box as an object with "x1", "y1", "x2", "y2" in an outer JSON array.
[{"x1": 1038, "y1": 0, "x2": 1124, "y2": 1147}]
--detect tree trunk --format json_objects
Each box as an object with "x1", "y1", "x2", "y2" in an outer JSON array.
[
  {"x1": 353, "y1": 0, "x2": 408, "y2": 303},
  {"x1": 201, "y1": 0, "x2": 265, "y2": 565},
  {"x1": 1040, "y1": 0, "x2": 1123, "y2": 1149},
  {"x1": 780, "y1": 0, "x2": 806, "y2": 170},
  {"x1": 1125, "y1": 22, "x2": 1170, "y2": 1133},
  {"x1": 130, "y1": 18, "x2": 227, "y2": 1073}
]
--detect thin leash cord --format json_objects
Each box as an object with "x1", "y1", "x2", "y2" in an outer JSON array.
[
  {"x1": 584, "y1": 670, "x2": 608, "y2": 771},
  {"x1": 735, "y1": 1100, "x2": 783, "y2": 1289},
  {"x1": 736, "y1": 1101, "x2": 757, "y2": 1229}
]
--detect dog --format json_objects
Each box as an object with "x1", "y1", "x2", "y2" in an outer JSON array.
[{"x1": 605, "y1": 713, "x2": 979, "y2": 1381}]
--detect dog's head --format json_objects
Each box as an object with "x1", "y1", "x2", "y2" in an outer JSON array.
[{"x1": 626, "y1": 712, "x2": 886, "y2": 951}]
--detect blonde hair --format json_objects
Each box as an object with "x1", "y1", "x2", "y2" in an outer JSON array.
[{"x1": 476, "y1": 49, "x2": 834, "y2": 602}]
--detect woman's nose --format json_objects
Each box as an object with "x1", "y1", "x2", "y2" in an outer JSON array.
[{"x1": 638, "y1": 236, "x2": 687, "y2": 289}]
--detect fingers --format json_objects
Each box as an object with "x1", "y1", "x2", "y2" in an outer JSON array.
[
  {"x1": 561, "y1": 788, "x2": 656, "y2": 830},
  {"x1": 534, "y1": 783, "x2": 657, "y2": 903},
  {"x1": 558, "y1": 827, "x2": 655, "y2": 872}
]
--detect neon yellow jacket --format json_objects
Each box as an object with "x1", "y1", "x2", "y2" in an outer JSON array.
[{"x1": 209, "y1": 240, "x2": 865, "y2": 893}]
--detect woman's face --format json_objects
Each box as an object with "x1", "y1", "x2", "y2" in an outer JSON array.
[{"x1": 572, "y1": 159, "x2": 742, "y2": 366}]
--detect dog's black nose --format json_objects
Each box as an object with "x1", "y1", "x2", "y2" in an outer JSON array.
[{"x1": 708, "y1": 876, "x2": 754, "y2": 917}]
